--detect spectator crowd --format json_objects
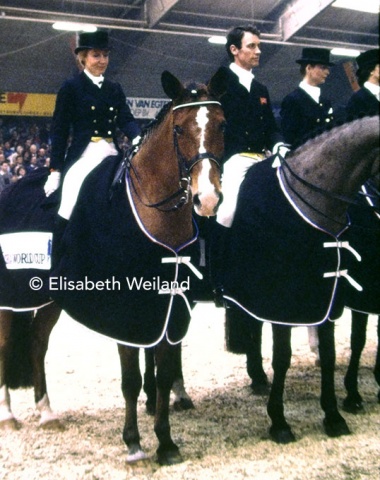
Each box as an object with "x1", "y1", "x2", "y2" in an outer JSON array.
[{"x1": 0, "y1": 117, "x2": 52, "y2": 194}]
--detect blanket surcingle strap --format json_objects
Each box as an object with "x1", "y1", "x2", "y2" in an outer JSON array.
[
  {"x1": 222, "y1": 158, "x2": 363, "y2": 326},
  {"x1": 49, "y1": 155, "x2": 205, "y2": 346}
]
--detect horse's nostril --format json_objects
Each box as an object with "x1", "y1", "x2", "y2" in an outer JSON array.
[{"x1": 193, "y1": 194, "x2": 200, "y2": 206}]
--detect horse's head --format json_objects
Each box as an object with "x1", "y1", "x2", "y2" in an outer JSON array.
[
  {"x1": 281, "y1": 115, "x2": 380, "y2": 234},
  {"x1": 161, "y1": 68, "x2": 227, "y2": 217}
]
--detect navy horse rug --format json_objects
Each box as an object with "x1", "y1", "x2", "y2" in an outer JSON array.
[
  {"x1": 222, "y1": 158, "x2": 364, "y2": 326},
  {"x1": 49, "y1": 155, "x2": 205, "y2": 347},
  {"x1": 0, "y1": 168, "x2": 57, "y2": 310}
]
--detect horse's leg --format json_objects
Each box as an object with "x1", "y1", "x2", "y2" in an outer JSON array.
[
  {"x1": 225, "y1": 307, "x2": 268, "y2": 392},
  {"x1": 172, "y1": 343, "x2": 194, "y2": 411},
  {"x1": 31, "y1": 303, "x2": 63, "y2": 429},
  {"x1": 246, "y1": 318, "x2": 269, "y2": 394},
  {"x1": 154, "y1": 339, "x2": 182, "y2": 465},
  {"x1": 308, "y1": 326, "x2": 320, "y2": 366},
  {"x1": 267, "y1": 324, "x2": 295, "y2": 443},
  {"x1": 0, "y1": 310, "x2": 19, "y2": 430},
  {"x1": 143, "y1": 348, "x2": 157, "y2": 415},
  {"x1": 118, "y1": 344, "x2": 147, "y2": 463},
  {"x1": 343, "y1": 311, "x2": 368, "y2": 413},
  {"x1": 375, "y1": 316, "x2": 380, "y2": 403},
  {"x1": 318, "y1": 320, "x2": 350, "y2": 437}
]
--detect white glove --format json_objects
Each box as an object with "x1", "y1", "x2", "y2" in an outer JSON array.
[
  {"x1": 132, "y1": 135, "x2": 141, "y2": 146},
  {"x1": 272, "y1": 143, "x2": 290, "y2": 168},
  {"x1": 44, "y1": 171, "x2": 61, "y2": 197}
]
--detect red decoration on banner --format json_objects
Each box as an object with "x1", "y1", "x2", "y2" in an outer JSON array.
[{"x1": 7, "y1": 93, "x2": 28, "y2": 110}]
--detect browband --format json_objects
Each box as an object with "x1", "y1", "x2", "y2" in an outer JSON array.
[{"x1": 173, "y1": 101, "x2": 222, "y2": 111}]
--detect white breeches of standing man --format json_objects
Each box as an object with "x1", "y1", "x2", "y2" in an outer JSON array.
[
  {"x1": 58, "y1": 139, "x2": 118, "y2": 220},
  {"x1": 216, "y1": 153, "x2": 265, "y2": 228}
]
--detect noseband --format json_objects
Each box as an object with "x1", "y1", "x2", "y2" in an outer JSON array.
[{"x1": 130, "y1": 100, "x2": 223, "y2": 212}]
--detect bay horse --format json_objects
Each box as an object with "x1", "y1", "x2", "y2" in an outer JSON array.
[
  {"x1": 218, "y1": 115, "x2": 379, "y2": 443},
  {"x1": 0, "y1": 166, "x2": 63, "y2": 430},
  {"x1": 46, "y1": 69, "x2": 226, "y2": 465}
]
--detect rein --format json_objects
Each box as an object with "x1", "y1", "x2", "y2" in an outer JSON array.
[
  {"x1": 128, "y1": 100, "x2": 222, "y2": 212},
  {"x1": 279, "y1": 153, "x2": 380, "y2": 228}
]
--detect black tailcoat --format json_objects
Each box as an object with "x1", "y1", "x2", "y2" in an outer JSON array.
[
  {"x1": 280, "y1": 87, "x2": 333, "y2": 146},
  {"x1": 220, "y1": 66, "x2": 283, "y2": 161},
  {"x1": 50, "y1": 72, "x2": 140, "y2": 172}
]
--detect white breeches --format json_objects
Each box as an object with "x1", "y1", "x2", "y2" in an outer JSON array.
[
  {"x1": 216, "y1": 153, "x2": 265, "y2": 228},
  {"x1": 58, "y1": 140, "x2": 118, "y2": 220}
]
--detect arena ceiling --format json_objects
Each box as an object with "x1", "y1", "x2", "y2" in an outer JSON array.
[{"x1": 0, "y1": 0, "x2": 379, "y2": 111}]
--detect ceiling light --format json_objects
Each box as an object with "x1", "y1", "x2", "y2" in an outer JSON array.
[
  {"x1": 331, "y1": 48, "x2": 362, "y2": 57},
  {"x1": 52, "y1": 22, "x2": 97, "y2": 32},
  {"x1": 332, "y1": 0, "x2": 379, "y2": 14},
  {"x1": 208, "y1": 36, "x2": 227, "y2": 45}
]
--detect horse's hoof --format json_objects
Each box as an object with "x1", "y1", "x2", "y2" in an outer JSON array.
[
  {"x1": 250, "y1": 371, "x2": 270, "y2": 395},
  {"x1": 173, "y1": 397, "x2": 195, "y2": 411},
  {"x1": 342, "y1": 396, "x2": 364, "y2": 414},
  {"x1": 127, "y1": 450, "x2": 148, "y2": 463},
  {"x1": 0, "y1": 418, "x2": 21, "y2": 431},
  {"x1": 269, "y1": 425, "x2": 296, "y2": 444},
  {"x1": 126, "y1": 452, "x2": 158, "y2": 476},
  {"x1": 250, "y1": 380, "x2": 270, "y2": 395},
  {"x1": 323, "y1": 415, "x2": 351, "y2": 437},
  {"x1": 156, "y1": 445, "x2": 183, "y2": 466},
  {"x1": 39, "y1": 418, "x2": 65, "y2": 431}
]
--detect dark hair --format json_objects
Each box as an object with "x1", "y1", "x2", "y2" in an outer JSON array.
[
  {"x1": 225, "y1": 25, "x2": 261, "y2": 62},
  {"x1": 357, "y1": 66, "x2": 373, "y2": 87}
]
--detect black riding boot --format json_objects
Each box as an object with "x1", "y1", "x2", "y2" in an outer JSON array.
[
  {"x1": 209, "y1": 220, "x2": 230, "y2": 307},
  {"x1": 51, "y1": 216, "x2": 68, "y2": 268}
]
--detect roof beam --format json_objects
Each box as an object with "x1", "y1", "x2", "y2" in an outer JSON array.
[
  {"x1": 279, "y1": 0, "x2": 335, "y2": 41},
  {"x1": 144, "y1": 0, "x2": 180, "y2": 28}
]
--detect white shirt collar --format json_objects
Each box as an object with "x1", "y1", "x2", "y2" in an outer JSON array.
[
  {"x1": 230, "y1": 63, "x2": 255, "y2": 92},
  {"x1": 84, "y1": 69, "x2": 104, "y2": 88},
  {"x1": 364, "y1": 81, "x2": 380, "y2": 101},
  {"x1": 299, "y1": 80, "x2": 320, "y2": 103}
]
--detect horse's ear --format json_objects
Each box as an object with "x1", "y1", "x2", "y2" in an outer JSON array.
[
  {"x1": 208, "y1": 67, "x2": 228, "y2": 99},
  {"x1": 161, "y1": 71, "x2": 184, "y2": 100}
]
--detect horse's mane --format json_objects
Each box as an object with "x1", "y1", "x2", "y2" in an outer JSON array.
[
  {"x1": 140, "y1": 101, "x2": 173, "y2": 142},
  {"x1": 138, "y1": 81, "x2": 211, "y2": 145},
  {"x1": 290, "y1": 113, "x2": 379, "y2": 157}
]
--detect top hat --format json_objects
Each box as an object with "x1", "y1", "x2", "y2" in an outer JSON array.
[
  {"x1": 75, "y1": 30, "x2": 110, "y2": 54},
  {"x1": 356, "y1": 49, "x2": 379, "y2": 73},
  {"x1": 296, "y1": 47, "x2": 335, "y2": 66}
]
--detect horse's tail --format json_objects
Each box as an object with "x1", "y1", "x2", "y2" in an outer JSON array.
[{"x1": 5, "y1": 312, "x2": 34, "y2": 389}]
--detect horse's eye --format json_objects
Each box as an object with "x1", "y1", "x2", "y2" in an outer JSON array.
[
  {"x1": 174, "y1": 125, "x2": 184, "y2": 135},
  {"x1": 220, "y1": 121, "x2": 227, "y2": 133}
]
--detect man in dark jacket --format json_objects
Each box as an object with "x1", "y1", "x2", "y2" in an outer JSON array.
[
  {"x1": 280, "y1": 47, "x2": 334, "y2": 148},
  {"x1": 346, "y1": 48, "x2": 379, "y2": 117},
  {"x1": 216, "y1": 25, "x2": 286, "y2": 228}
]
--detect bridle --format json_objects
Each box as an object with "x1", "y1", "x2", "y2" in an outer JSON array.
[
  {"x1": 279, "y1": 151, "x2": 380, "y2": 229},
  {"x1": 128, "y1": 100, "x2": 223, "y2": 212}
]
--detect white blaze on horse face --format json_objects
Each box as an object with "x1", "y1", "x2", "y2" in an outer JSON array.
[
  {"x1": 193, "y1": 106, "x2": 219, "y2": 216},
  {"x1": 196, "y1": 106, "x2": 208, "y2": 155}
]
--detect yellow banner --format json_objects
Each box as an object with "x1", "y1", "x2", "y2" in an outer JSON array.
[{"x1": 0, "y1": 92, "x2": 56, "y2": 117}]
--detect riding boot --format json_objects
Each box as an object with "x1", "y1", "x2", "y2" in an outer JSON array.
[
  {"x1": 209, "y1": 219, "x2": 230, "y2": 307},
  {"x1": 51, "y1": 216, "x2": 68, "y2": 269}
]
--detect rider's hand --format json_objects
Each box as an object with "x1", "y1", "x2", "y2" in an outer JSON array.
[
  {"x1": 272, "y1": 143, "x2": 290, "y2": 167},
  {"x1": 44, "y1": 171, "x2": 61, "y2": 197}
]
